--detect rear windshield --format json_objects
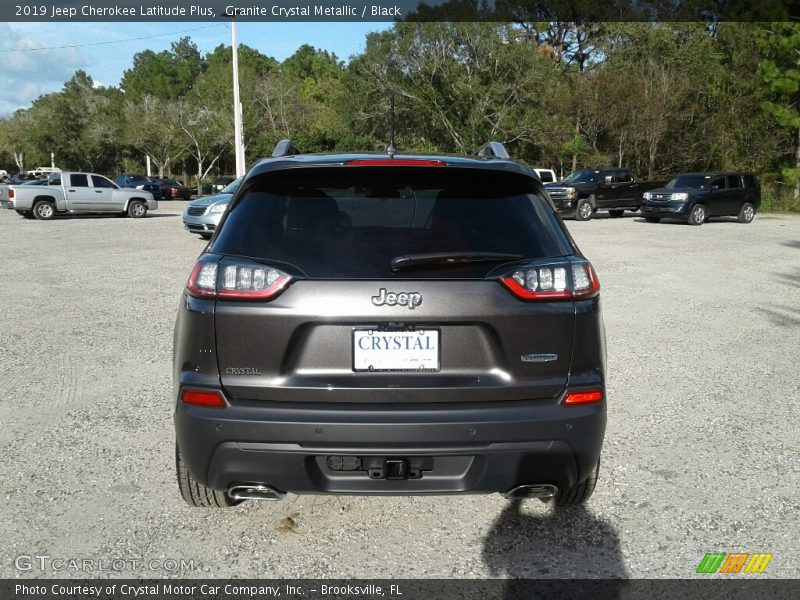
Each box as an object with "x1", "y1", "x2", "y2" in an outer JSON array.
[{"x1": 211, "y1": 168, "x2": 574, "y2": 279}]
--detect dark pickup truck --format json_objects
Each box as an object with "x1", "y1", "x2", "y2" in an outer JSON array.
[{"x1": 545, "y1": 168, "x2": 666, "y2": 221}]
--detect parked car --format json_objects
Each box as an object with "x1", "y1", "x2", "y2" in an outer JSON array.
[
  {"x1": 1, "y1": 172, "x2": 157, "y2": 220},
  {"x1": 212, "y1": 176, "x2": 235, "y2": 193},
  {"x1": 533, "y1": 168, "x2": 558, "y2": 183},
  {"x1": 545, "y1": 168, "x2": 666, "y2": 221},
  {"x1": 154, "y1": 178, "x2": 192, "y2": 200},
  {"x1": 182, "y1": 177, "x2": 242, "y2": 239},
  {"x1": 641, "y1": 172, "x2": 760, "y2": 226},
  {"x1": 174, "y1": 139, "x2": 606, "y2": 508},
  {"x1": 115, "y1": 174, "x2": 163, "y2": 199}
]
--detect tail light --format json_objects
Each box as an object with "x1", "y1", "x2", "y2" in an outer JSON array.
[
  {"x1": 8, "y1": 188, "x2": 14, "y2": 199},
  {"x1": 345, "y1": 159, "x2": 448, "y2": 167},
  {"x1": 181, "y1": 388, "x2": 226, "y2": 408},
  {"x1": 186, "y1": 259, "x2": 292, "y2": 301},
  {"x1": 563, "y1": 389, "x2": 604, "y2": 405},
  {"x1": 499, "y1": 261, "x2": 599, "y2": 301}
]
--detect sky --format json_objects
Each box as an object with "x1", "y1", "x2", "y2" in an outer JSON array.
[{"x1": 0, "y1": 22, "x2": 392, "y2": 115}]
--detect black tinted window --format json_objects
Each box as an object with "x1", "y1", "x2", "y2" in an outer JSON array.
[
  {"x1": 538, "y1": 171, "x2": 554, "y2": 183},
  {"x1": 70, "y1": 174, "x2": 89, "y2": 187},
  {"x1": 91, "y1": 175, "x2": 115, "y2": 188},
  {"x1": 212, "y1": 168, "x2": 574, "y2": 279},
  {"x1": 709, "y1": 177, "x2": 725, "y2": 190},
  {"x1": 616, "y1": 171, "x2": 632, "y2": 183},
  {"x1": 726, "y1": 175, "x2": 742, "y2": 189},
  {"x1": 743, "y1": 175, "x2": 758, "y2": 188}
]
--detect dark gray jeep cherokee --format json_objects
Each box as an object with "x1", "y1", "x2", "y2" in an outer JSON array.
[{"x1": 174, "y1": 141, "x2": 606, "y2": 508}]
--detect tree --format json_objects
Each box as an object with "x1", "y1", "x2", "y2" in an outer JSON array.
[
  {"x1": 759, "y1": 23, "x2": 800, "y2": 199},
  {"x1": 177, "y1": 100, "x2": 230, "y2": 195},
  {"x1": 121, "y1": 38, "x2": 204, "y2": 100},
  {"x1": 125, "y1": 95, "x2": 186, "y2": 177}
]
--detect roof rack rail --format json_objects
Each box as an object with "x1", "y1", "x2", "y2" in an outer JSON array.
[
  {"x1": 474, "y1": 141, "x2": 510, "y2": 160},
  {"x1": 272, "y1": 139, "x2": 301, "y2": 158}
]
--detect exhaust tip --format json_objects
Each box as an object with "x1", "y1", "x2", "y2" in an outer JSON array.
[
  {"x1": 504, "y1": 484, "x2": 559, "y2": 500},
  {"x1": 228, "y1": 483, "x2": 286, "y2": 501}
]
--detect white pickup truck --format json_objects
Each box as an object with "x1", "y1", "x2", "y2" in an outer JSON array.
[{"x1": 0, "y1": 172, "x2": 157, "y2": 220}]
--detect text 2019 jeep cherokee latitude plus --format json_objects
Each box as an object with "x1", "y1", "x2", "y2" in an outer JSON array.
[{"x1": 174, "y1": 141, "x2": 607, "y2": 508}]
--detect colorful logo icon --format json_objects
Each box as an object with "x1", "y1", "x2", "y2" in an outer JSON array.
[{"x1": 697, "y1": 552, "x2": 773, "y2": 574}]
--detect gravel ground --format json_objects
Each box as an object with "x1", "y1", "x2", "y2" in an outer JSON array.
[{"x1": 0, "y1": 203, "x2": 798, "y2": 580}]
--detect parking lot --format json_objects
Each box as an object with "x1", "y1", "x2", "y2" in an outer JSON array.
[{"x1": 0, "y1": 202, "x2": 798, "y2": 579}]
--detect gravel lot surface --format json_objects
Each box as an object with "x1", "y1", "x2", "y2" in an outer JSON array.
[{"x1": 0, "y1": 203, "x2": 798, "y2": 579}]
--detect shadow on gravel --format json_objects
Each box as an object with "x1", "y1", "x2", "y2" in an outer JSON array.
[
  {"x1": 782, "y1": 239, "x2": 800, "y2": 249},
  {"x1": 482, "y1": 499, "x2": 628, "y2": 598}
]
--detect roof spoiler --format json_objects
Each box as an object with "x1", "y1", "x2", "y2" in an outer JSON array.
[
  {"x1": 474, "y1": 141, "x2": 510, "y2": 160},
  {"x1": 272, "y1": 139, "x2": 301, "y2": 158}
]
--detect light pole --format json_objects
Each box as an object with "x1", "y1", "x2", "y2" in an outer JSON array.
[{"x1": 231, "y1": 21, "x2": 245, "y2": 177}]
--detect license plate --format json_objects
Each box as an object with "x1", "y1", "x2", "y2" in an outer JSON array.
[{"x1": 353, "y1": 329, "x2": 440, "y2": 372}]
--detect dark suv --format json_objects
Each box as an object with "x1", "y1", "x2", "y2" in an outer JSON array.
[
  {"x1": 545, "y1": 168, "x2": 666, "y2": 221},
  {"x1": 174, "y1": 141, "x2": 607, "y2": 508},
  {"x1": 640, "y1": 172, "x2": 760, "y2": 225}
]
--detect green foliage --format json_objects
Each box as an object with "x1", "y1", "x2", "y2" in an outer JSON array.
[
  {"x1": 0, "y1": 22, "x2": 797, "y2": 211},
  {"x1": 121, "y1": 37, "x2": 204, "y2": 100}
]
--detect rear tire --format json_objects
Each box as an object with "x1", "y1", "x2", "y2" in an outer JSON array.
[
  {"x1": 575, "y1": 198, "x2": 594, "y2": 221},
  {"x1": 33, "y1": 200, "x2": 55, "y2": 220},
  {"x1": 553, "y1": 459, "x2": 600, "y2": 507},
  {"x1": 176, "y1": 445, "x2": 240, "y2": 508},
  {"x1": 127, "y1": 200, "x2": 147, "y2": 218},
  {"x1": 738, "y1": 202, "x2": 756, "y2": 224},
  {"x1": 609, "y1": 209, "x2": 624, "y2": 218},
  {"x1": 688, "y1": 204, "x2": 706, "y2": 226}
]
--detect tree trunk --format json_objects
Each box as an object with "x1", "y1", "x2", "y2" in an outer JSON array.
[
  {"x1": 795, "y1": 126, "x2": 800, "y2": 200},
  {"x1": 571, "y1": 117, "x2": 579, "y2": 172},
  {"x1": 197, "y1": 161, "x2": 204, "y2": 198}
]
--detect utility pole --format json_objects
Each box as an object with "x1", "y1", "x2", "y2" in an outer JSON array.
[{"x1": 231, "y1": 21, "x2": 245, "y2": 177}]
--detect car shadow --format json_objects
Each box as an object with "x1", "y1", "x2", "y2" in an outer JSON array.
[
  {"x1": 482, "y1": 500, "x2": 628, "y2": 597},
  {"x1": 48, "y1": 213, "x2": 178, "y2": 220}
]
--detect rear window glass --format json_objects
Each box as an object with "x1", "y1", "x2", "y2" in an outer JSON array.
[{"x1": 211, "y1": 168, "x2": 574, "y2": 279}]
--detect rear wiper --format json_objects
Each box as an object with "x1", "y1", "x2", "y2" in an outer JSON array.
[{"x1": 390, "y1": 251, "x2": 522, "y2": 271}]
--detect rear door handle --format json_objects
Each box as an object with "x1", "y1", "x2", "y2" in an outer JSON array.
[
  {"x1": 68, "y1": 189, "x2": 76, "y2": 192},
  {"x1": 95, "y1": 190, "x2": 103, "y2": 193}
]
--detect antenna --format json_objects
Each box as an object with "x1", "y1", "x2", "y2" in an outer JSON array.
[{"x1": 386, "y1": 93, "x2": 396, "y2": 157}]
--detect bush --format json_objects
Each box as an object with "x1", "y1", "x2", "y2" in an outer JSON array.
[{"x1": 761, "y1": 186, "x2": 800, "y2": 213}]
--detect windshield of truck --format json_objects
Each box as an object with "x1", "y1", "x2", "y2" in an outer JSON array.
[
  {"x1": 562, "y1": 169, "x2": 597, "y2": 184},
  {"x1": 666, "y1": 175, "x2": 711, "y2": 189}
]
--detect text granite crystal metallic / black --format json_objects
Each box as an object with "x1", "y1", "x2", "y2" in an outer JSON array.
[{"x1": 173, "y1": 140, "x2": 607, "y2": 508}]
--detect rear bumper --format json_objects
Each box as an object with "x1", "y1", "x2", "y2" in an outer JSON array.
[{"x1": 175, "y1": 395, "x2": 606, "y2": 495}]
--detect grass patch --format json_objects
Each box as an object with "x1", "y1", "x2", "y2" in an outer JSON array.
[{"x1": 761, "y1": 187, "x2": 800, "y2": 213}]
